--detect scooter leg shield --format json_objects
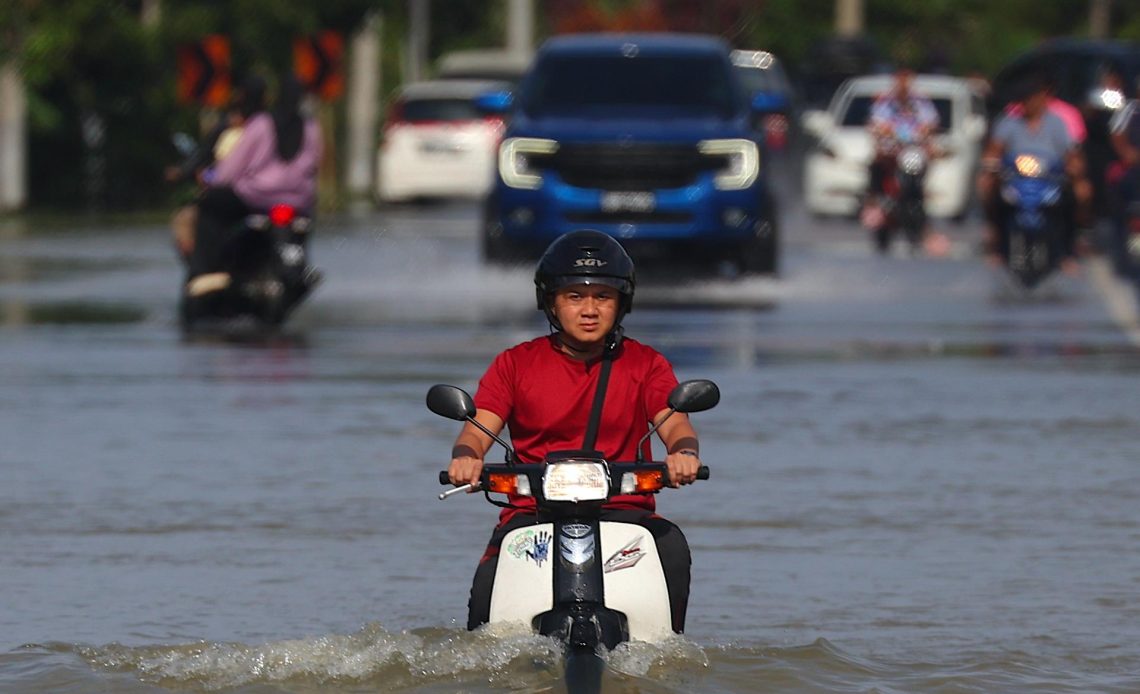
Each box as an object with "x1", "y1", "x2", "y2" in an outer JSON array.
[
  {"x1": 489, "y1": 524, "x2": 556, "y2": 626},
  {"x1": 598, "y1": 521, "x2": 673, "y2": 642}
]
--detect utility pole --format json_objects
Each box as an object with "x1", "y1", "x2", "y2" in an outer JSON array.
[
  {"x1": 346, "y1": 12, "x2": 381, "y2": 198},
  {"x1": 140, "y1": 0, "x2": 161, "y2": 28},
  {"x1": 0, "y1": 62, "x2": 27, "y2": 212},
  {"x1": 835, "y1": 0, "x2": 865, "y2": 37},
  {"x1": 1089, "y1": 0, "x2": 1112, "y2": 39},
  {"x1": 407, "y1": 0, "x2": 429, "y2": 83},
  {"x1": 507, "y1": 0, "x2": 534, "y2": 57}
]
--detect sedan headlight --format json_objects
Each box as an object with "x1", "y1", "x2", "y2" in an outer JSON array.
[
  {"x1": 499, "y1": 137, "x2": 558, "y2": 189},
  {"x1": 699, "y1": 139, "x2": 760, "y2": 190}
]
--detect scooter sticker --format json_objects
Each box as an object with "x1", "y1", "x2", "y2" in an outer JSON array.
[
  {"x1": 603, "y1": 535, "x2": 646, "y2": 573},
  {"x1": 506, "y1": 529, "x2": 551, "y2": 567}
]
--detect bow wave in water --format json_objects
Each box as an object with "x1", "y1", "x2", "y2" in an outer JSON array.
[
  {"x1": 10, "y1": 628, "x2": 1136, "y2": 693},
  {"x1": 19, "y1": 624, "x2": 711, "y2": 692}
]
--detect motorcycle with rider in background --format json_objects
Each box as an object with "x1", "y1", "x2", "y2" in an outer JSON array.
[
  {"x1": 978, "y1": 70, "x2": 1091, "y2": 289},
  {"x1": 179, "y1": 75, "x2": 323, "y2": 330},
  {"x1": 860, "y1": 69, "x2": 940, "y2": 255},
  {"x1": 1107, "y1": 75, "x2": 1140, "y2": 293}
]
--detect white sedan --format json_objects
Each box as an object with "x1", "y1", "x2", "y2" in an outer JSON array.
[
  {"x1": 375, "y1": 79, "x2": 509, "y2": 204},
  {"x1": 802, "y1": 74, "x2": 988, "y2": 220}
]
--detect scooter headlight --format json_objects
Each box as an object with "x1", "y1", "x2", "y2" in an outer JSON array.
[
  {"x1": 1014, "y1": 155, "x2": 1043, "y2": 178},
  {"x1": 898, "y1": 146, "x2": 927, "y2": 175},
  {"x1": 543, "y1": 461, "x2": 609, "y2": 502},
  {"x1": 699, "y1": 139, "x2": 760, "y2": 190},
  {"x1": 499, "y1": 137, "x2": 558, "y2": 189}
]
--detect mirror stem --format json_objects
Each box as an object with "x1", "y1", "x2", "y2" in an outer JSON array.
[
  {"x1": 634, "y1": 407, "x2": 676, "y2": 464},
  {"x1": 467, "y1": 416, "x2": 517, "y2": 466}
]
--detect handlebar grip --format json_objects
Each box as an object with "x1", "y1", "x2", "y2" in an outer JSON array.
[
  {"x1": 439, "y1": 471, "x2": 451, "y2": 485},
  {"x1": 697, "y1": 465, "x2": 710, "y2": 481}
]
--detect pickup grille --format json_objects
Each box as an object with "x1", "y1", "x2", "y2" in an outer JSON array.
[{"x1": 539, "y1": 143, "x2": 725, "y2": 191}]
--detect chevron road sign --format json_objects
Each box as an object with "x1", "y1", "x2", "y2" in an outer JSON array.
[
  {"x1": 294, "y1": 31, "x2": 345, "y2": 101},
  {"x1": 176, "y1": 35, "x2": 231, "y2": 107}
]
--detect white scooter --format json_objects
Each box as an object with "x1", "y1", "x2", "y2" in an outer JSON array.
[{"x1": 427, "y1": 379, "x2": 718, "y2": 692}]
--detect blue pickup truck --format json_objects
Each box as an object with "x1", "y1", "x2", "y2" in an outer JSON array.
[{"x1": 479, "y1": 33, "x2": 784, "y2": 275}]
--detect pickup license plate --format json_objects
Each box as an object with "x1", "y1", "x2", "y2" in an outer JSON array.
[
  {"x1": 600, "y1": 191, "x2": 655, "y2": 213},
  {"x1": 419, "y1": 138, "x2": 465, "y2": 154}
]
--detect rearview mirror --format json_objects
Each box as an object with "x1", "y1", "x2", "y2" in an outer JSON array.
[
  {"x1": 751, "y1": 91, "x2": 790, "y2": 115},
  {"x1": 476, "y1": 90, "x2": 514, "y2": 114},
  {"x1": 800, "y1": 109, "x2": 832, "y2": 138},
  {"x1": 668, "y1": 379, "x2": 720, "y2": 414},
  {"x1": 171, "y1": 132, "x2": 197, "y2": 157},
  {"x1": 426, "y1": 384, "x2": 476, "y2": 421},
  {"x1": 963, "y1": 114, "x2": 987, "y2": 140}
]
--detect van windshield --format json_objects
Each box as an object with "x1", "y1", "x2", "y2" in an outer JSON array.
[{"x1": 519, "y1": 54, "x2": 739, "y2": 118}]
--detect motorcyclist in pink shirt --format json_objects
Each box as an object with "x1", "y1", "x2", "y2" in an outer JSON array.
[{"x1": 187, "y1": 75, "x2": 323, "y2": 297}]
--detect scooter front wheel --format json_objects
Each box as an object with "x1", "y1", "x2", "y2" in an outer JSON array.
[
  {"x1": 563, "y1": 645, "x2": 605, "y2": 694},
  {"x1": 873, "y1": 225, "x2": 892, "y2": 255}
]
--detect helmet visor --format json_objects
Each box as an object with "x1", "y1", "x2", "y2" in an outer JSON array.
[{"x1": 545, "y1": 274, "x2": 633, "y2": 296}]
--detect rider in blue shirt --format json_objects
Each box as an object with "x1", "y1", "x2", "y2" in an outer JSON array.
[{"x1": 977, "y1": 70, "x2": 1090, "y2": 273}]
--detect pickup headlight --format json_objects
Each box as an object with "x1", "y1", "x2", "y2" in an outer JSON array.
[
  {"x1": 499, "y1": 137, "x2": 559, "y2": 189},
  {"x1": 699, "y1": 139, "x2": 760, "y2": 190}
]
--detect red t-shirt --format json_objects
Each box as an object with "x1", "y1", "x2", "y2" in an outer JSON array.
[{"x1": 474, "y1": 334, "x2": 679, "y2": 524}]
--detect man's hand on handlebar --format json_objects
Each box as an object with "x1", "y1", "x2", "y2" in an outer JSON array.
[
  {"x1": 448, "y1": 455, "x2": 484, "y2": 490},
  {"x1": 664, "y1": 449, "x2": 702, "y2": 487}
]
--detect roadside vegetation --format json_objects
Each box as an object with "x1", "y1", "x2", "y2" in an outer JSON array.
[{"x1": 0, "y1": 0, "x2": 1137, "y2": 212}]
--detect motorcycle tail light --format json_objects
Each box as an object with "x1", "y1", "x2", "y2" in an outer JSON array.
[{"x1": 269, "y1": 204, "x2": 296, "y2": 227}]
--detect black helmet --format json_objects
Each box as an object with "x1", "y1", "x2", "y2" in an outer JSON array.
[{"x1": 534, "y1": 229, "x2": 636, "y2": 335}]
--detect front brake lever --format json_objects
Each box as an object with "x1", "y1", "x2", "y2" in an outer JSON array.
[{"x1": 438, "y1": 483, "x2": 475, "y2": 500}]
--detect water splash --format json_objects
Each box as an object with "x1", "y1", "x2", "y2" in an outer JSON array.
[
  {"x1": 69, "y1": 623, "x2": 718, "y2": 691},
  {"x1": 76, "y1": 623, "x2": 558, "y2": 690}
]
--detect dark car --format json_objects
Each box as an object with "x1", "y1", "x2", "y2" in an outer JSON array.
[
  {"x1": 478, "y1": 33, "x2": 783, "y2": 276},
  {"x1": 990, "y1": 39, "x2": 1140, "y2": 214}
]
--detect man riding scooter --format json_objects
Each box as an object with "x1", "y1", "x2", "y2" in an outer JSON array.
[{"x1": 860, "y1": 68, "x2": 939, "y2": 252}]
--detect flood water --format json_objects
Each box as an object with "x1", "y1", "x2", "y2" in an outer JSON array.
[{"x1": 2, "y1": 202, "x2": 1139, "y2": 693}]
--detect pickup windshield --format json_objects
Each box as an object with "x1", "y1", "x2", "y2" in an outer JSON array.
[{"x1": 519, "y1": 53, "x2": 739, "y2": 118}]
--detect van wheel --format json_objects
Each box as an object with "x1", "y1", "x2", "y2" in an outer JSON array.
[
  {"x1": 480, "y1": 197, "x2": 508, "y2": 265},
  {"x1": 481, "y1": 218, "x2": 512, "y2": 265}
]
